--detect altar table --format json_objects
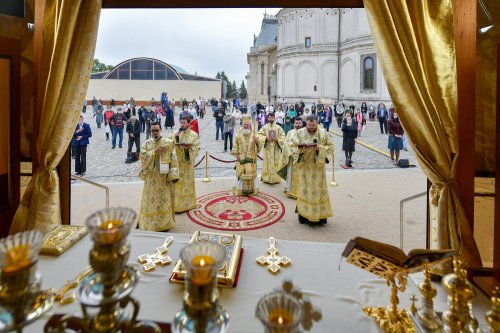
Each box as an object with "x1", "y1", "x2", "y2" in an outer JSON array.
[{"x1": 26, "y1": 231, "x2": 490, "y2": 332}]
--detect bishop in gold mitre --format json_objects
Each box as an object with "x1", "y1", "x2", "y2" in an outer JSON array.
[
  {"x1": 257, "y1": 112, "x2": 285, "y2": 184},
  {"x1": 138, "y1": 121, "x2": 179, "y2": 231},
  {"x1": 170, "y1": 115, "x2": 200, "y2": 213},
  {"x1": 231, "y1": 114, "x2": 261, "y2": 196},
  {"x1": 289, "y1": 114, "x2": 333, "y2": 225}
]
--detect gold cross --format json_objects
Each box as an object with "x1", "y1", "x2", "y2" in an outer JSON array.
[
  {"x1": 138, "y1": 236, "x2": 173, "y2": 272},
  {"x1": 55, "y1": 266, "x2": 93, "y2": 305},
  {"x1": 410, "y1": 295, "x2": 418, "y2": 315},
  {"x1": 256, "y1": 237, "x2": 291, "y2": 274}
]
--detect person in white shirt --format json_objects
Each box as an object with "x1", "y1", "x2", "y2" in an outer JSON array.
[
  {"x1": 275, "y1": 106, "x2": 285, "y2": 127},
  {"x1": 303, "y1": 108, "x2": 312, "y2": 118},
  {"x1": 232, "y1": 107, "x2": 242, "y2": 133},
  {"x1": 188, "y1": 104, "x2": 198, "y2": 119}
]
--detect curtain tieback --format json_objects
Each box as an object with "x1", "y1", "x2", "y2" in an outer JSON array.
[
  {"x1": 35, "y1": 167, "x2": 58, "y2": 189},
  {"x1": 431, "y1": 178, "x2": 457, "y2": 205}
]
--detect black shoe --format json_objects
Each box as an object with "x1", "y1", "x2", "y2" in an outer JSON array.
[
  {"x1": 80, "y1": 172, "x2": 85, "y2": 176},
  {"x1": 298, "y1": 215, "x2": 309, "y2": 225},
  {"x1": 112, "y1": 146, "x2": 115, "y2": 149},
  {"x1": 119, "y1": 146, "x2": 122, "y2": 148},
  {"x1": 320, "y1": 218, "x2": 327, "y2": 225},
  {"x1": 75, "y1": 172, "x2": 81, "y2": 176}
]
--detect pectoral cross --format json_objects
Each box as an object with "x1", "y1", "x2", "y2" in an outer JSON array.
[
  {"x1": 138, "y1": 236, "x2": 173, "y2": 272},
  {"x1": 256, "y1": 237, "x2": 291, "y2": 274}
]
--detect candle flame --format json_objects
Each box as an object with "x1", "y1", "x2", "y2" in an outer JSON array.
[
  {"x1": 200, "y1": 258, "x2": 205, "y2": 266},
  {"x1": 106, "y1": 223, "x2": 114, "y2": 230},
  {"x1": 278, "y1": 317, "x2": 283, "y2": 325}
]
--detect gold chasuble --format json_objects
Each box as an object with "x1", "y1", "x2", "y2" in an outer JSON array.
[
  {"x1": 257, "y1": 123, "x2": 285, "y2": 184},
  {"x1": 278, "y1": 129, "x2": 300, "y2": 199},
  {"x1": 290, "y1": 127, "x2": 333, "y2": 223},
  {"x1": 138, "y1": 137, "x2": 179, "y2": 231},
  {"x1": 170, "y1": 129, "x2": 200, "y2": 212},
  {"x1": 231, "y1": 118, "x2": 261, "y2": 196}
]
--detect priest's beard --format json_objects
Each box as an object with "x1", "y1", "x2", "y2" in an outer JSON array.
[{"x1": 243, "y1": 129, "x2": 251, "y2": 136}]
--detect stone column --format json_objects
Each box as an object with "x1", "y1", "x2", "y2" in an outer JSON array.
[{"x1": 263, "y1": 61, "x2": 268, "y2": 101}]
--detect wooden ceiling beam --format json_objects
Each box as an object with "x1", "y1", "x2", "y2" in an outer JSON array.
[{"x1": 101, "y1": 0, "x2": 364, "y2": 9}]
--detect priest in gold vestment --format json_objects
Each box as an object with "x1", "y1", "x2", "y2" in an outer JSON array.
[
  {"x1": 138, "y1": 122, "x2": 179, "y2": 231},
  {"x1": 289, "y1": 114, "x2": 333, "y2": 224},
  {"x1": 171, "y1": 116, "x2": 200, "y2": 212},
  {"x1": 278, "y1": 117, "x2": 303, "y2": 199},
  {"x1": 232, "y1": 114, "x2": 261, "y2": 196},
  {"x1": 257, "y1": 113, "x2": 285, "y2": 184}
]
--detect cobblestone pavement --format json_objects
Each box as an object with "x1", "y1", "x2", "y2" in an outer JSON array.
[{"x1": 73, "y1": 109, "x2": 420, "y2": 183}]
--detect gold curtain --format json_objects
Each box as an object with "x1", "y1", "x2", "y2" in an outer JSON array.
[
  {"x1": 10, "y1": 0, "x2": 101, "y2": 234},
  {"x1": 364, "y1": 0, "x2": 481, "y2": 268}
]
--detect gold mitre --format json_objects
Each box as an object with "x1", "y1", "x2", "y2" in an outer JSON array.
[{"x1": 242, "y1": 114, "x2": 252, "y2": 124}]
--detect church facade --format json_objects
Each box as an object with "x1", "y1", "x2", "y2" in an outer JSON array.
[{"x1": 247, "y1": 9, "x2": 392, "y2": 106}]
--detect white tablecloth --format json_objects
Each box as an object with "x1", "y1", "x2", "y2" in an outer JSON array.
[{"x1": 25, "y1": 231, "x2": 489, "y2": 332}]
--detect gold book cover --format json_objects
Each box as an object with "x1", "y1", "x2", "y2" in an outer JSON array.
[
  {"x1": 40, "y1": 225, "x2": 89, "y2": 256},
  {"x1": 171, "y1": 231, "x2": 243, "y2": 288}
]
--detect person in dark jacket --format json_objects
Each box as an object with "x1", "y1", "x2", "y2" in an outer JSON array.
[
  {"x1": 111, "y1": 108, "x2": 126, "y2": 149},
  {"x1": 377, "y1": 103, "x2": 388, "y2": 134},
  {"x1": 388, "y1": 109, "x2": 404, "y2": 164},
  {"x1": 214, "y1": 103, "x2": 224, "y2": 140},
  {"x1": 73, "y1": 115, "x2": 92, "y2": 176},
  {"x1": 126, "y1": 116, "x2": 141, "y2": 163},
  {"x1": 341, "y1": 113, "x2": 358, "y2": 167}
]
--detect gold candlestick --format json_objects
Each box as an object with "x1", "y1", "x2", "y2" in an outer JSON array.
[
  {"x1": 45, "y1": 207, "x2": 159, "y2": 332},
  {"x1": 173, "y1": 241, "x2": 229, "y2": 333},
  {"x1": 486, "y1": 287, "x2": 500, "y2": 333},
  {"x1": 442, "y1": 256, "x2": 477, "y2": 332},
  {"x1": 0, "y1": 231, "x2": 55, "y2": 332},
  {"x1": 416, "y1": 266, "x2": 443, "y2": 330}
]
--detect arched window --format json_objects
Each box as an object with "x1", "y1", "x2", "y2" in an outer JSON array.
[{"x1": 363, "y1": 57, "x2": 374, "y2": 90}]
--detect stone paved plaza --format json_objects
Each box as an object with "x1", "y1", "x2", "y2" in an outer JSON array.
[
  {"x1": 70, "y1": 108, "x2": 427, "y2": 250},
  {"x1": 73, "y1": 108, "x2": 419, "y2": 183}
]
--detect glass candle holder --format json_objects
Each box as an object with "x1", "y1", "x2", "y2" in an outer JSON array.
[
  {"x1": 0, "y1": 230, "x2": 43, "y2": 273},
  {"x1": 0, "y1": 230, "x2": 46, "y2": 328},
  {"x1": 256, "y1": 291, "x2": 304, "y2": 333},
  {"x1": 180, "y1": 242, "x2": 226, "y2": 309},
  {"x1": 85, "y1": 207, "x2": 136, "y2": 246}
]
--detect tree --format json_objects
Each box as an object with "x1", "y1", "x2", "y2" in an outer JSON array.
[
  {"x1": 239, "y1": 81, "x2": 248, "y2": 100},
  {"x1": 232, "y1": 81, "x2": 238, "y2": 98},
  {"x1": 92, "y1": 59, "x2": 114, "y2": 73},
  {"x1": 215, "y1": 72, "x2": 221, "y2": 79},
  {"x1": 225, "y1": 81, "x2": 233, "y2": 99}
]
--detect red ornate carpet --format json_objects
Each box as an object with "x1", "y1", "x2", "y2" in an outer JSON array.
[{"x1": 186, "y1": 191, "x2": 285, "y2": 231}]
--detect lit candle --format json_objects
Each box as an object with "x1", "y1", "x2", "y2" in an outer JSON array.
[
  {"x1": 3, "y1": 244, "x2": 32, "y2": 273},
  {"x1": 97, "y1": 220, "x2": 124, "y2": 245},
  {"x1": 268, "y1": 308, "x2": 294, "y2": 333},
  {"x1": 190, "y1": 255, "x2": 215, "y2": 285}
]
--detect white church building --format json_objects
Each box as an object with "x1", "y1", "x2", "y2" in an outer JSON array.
[{"x1": 247, "y1": 9, "x2": 392, "y2": 107}]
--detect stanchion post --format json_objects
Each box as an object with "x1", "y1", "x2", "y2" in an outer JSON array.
[
  {"x1": 330, "y1": 149, "x2": 338, "y2": 186},
  {"x1": 202, "y1": 150, "x2": 211, "y2": 182}
]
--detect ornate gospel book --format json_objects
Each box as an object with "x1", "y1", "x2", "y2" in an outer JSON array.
[
  {"x1": 40, "y1": 225, "x2": 89, "y2": 256},
  {"x1": 170, "y1": 231, "x2": 243, "y2": 288},
  {"x1": 342, "y1": 237, "x2": 455, "y2": 279}
]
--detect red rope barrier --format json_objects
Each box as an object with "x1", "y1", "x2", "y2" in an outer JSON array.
[
  {"x1": 208, "y1": 154, "x2": 237, "y2": 163},
  {"x1": 194, "y1": 154, "x2": 205, "y2": 168}
]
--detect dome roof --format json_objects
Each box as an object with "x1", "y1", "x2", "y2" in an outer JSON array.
[{"x1": 90, "y1": 57, "x2": 218, "y2": 81}]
